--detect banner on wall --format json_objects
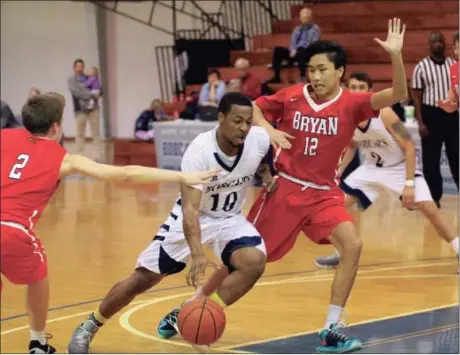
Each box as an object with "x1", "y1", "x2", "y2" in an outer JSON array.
[
  {"x1": 154, "y1": 120, "x2": 457, "y2": 195},
  {"x1": 153, "y1": 120, "x2": 218, "y2": 171}
]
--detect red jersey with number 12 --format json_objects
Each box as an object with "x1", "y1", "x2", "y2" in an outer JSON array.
[
  {"x1": 255, "y1": 84, "x2": 379, "y2": 187},
  {"x1": 1, "y1": 128, "x2": 66, "y2": 230}
]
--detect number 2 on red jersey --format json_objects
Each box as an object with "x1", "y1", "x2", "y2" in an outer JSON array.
[{"x1": 9, "y1": 154, "x2": 30, "y2": 180}]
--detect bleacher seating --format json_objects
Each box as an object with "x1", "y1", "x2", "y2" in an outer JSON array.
[{"x1": 163, "y1": 0, "x2": 458, "y2": 115}]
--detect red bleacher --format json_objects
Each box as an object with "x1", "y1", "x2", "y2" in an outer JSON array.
[{"x1": 163, "y1": 0, "x2": 458, "y2": 115}]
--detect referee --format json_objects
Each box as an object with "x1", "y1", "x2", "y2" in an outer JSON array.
[{"x1": 411, "y1": 31, "x2": 458, "y2": 208}]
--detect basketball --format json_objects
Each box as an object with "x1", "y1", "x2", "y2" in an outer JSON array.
[{"x1": 177, "y1": 298, "x2": 226, "y2": 345}]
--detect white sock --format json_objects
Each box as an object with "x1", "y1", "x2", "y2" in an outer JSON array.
[
  {"x1": 30, "y1": 329, "x2": 46, "y2": 346},
  {"x1": 450, "y1": 237, "x2": 459, "y2": 255},
  {"x1": 324, "y1": 304, "x2": 343, "y2": 329}
]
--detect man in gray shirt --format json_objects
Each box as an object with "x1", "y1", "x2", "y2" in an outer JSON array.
[{"x1": 67, "y1": 58, "x2": 102, "y2": 160}]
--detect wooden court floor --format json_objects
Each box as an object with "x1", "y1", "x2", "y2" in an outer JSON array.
[{"x1": 1, "y1": 179, "x2": 459, "y2": 354}]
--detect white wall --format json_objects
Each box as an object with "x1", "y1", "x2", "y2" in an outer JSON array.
[
  {"x1": 1, "y1": 0, "x2": 100, "y2": 137},
  {"x1": 105, "y1": 0, "x2": 221, "y2": 138},
  {"x1": 1, "y1": 0, "x2": 233, "y2": 138}
]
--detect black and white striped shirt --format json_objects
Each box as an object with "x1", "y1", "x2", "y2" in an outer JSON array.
[{"x1": 411, "y1": 56, "x2": 456, "y2": 107}]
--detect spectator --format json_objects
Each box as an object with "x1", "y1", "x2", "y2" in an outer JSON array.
[
  {"x1": 16, "y1": 88, "x2": 43, "y2": 126},
  {"x1": 29, "y1": 87, "x2": 41, "y2": 98},
  {"x1": 84, "y1": 67, "x2": 101, "y2": 110},
  {"x1": 197, "y1": 69, "x2": 225, "y2": 121},
  {"x1": 134, "y1": 99, "x2": 173, "y2": 141},
  {"x1": 0, "y1": 101, "x2": 21, "y2": 129},
  {"x1": 67, "y1": 58, "x2": 102, "y2": 160},
  {"x1": 268, "y1": 7, "x2": 320, "y2": 83},
  {"x1": 233, "y1": 58, "x2": 262, "y2": 99},
  {"x1": 411, "y1": 31, "x2": 458, "y2": 208}
]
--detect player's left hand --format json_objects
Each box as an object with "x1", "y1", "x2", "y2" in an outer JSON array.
[
  {"x1": 181, "y1": 168, "x2": 221, "y2": 185},
  {"x1": 257, "y1": 164, "x2": 278, "y2": 193},
  {"x1": 401, "y1": 185, "x2": 415, "y2": 208},
  {"x1": 374, "y1": 18, "x2": 406, "y2": 55},
  {"x1": 437, "y1": 99, "x2": 458, "y2": 113}
]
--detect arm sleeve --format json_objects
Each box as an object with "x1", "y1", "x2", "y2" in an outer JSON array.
[{"x1": 352, "y1": 92, "x2": 380, "y2": 124}]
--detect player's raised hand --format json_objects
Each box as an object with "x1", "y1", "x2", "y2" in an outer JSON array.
[
  {"x1": 269, "y1": 129, "x2": 294, "y2": 150},
  {"x1": 374, "y1": 18, "x2": 406, "y2": 55},
  {"x1": 181, "y1": 168, "x2": 221, "y2": 185}
]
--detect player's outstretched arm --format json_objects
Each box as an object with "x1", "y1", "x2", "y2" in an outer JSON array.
[
  {"x1": 381, "y1": 107, "x2": 415, "y2": 181},
  {"x1": 371, "y1": 18, "x2": 408, "y2": 110},
  {"x1": 59, "y1": 154, "x2": 219, "y2": 186}
]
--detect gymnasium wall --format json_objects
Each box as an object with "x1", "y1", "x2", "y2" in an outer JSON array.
[
  {"x1": 1, "y1": 0, "x2": 221, "y2": 138},
  {"x1": 1, "y1": 0, "x2": 99, "y2": 138}
]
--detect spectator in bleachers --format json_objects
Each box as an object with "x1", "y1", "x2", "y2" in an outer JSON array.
[
  {"x1": 197, "y1": 69, "x2": 225, "y2": 121},
  {"x1": 268, "y1": 7, "x2": 320, "y2": 84},
  {"x1": 411, "y1": 31, "x2": 458, "y2": 208},
  {"x1": 233, "y1": 58, "x2": 262, "y2": 99},
  {"x1": 134, "y1": 99, "x2": 173, "y2": 141}
]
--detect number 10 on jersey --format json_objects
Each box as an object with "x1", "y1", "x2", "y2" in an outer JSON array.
[
  {"x1": 210, "y1": 192, "x2": 238, "y2": 212},
  {"x1": 304, "y1": 137, "x2": 318, "y2": 156}
]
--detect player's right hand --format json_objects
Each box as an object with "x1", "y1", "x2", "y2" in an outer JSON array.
[
  {"x1": 418, "y1": 122, "x2": 429, "y2": 137},
  {"x1": 181, "y1": 168, "x2": 221, "y2": 185},
  {"x1": 187, "y1": 253, "x2": 217, "y2": 289},
  {"x1": 269, "y1": 129, "x2": 294, "y2": 149}
]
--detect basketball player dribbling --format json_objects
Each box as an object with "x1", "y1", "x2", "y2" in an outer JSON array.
[
  {"x1": 315, "y1": 72, "x2": 459, "y2": 268},
  {"x1": 0, "y1": 93, "x2": 218, "y2": 354},
  {"x1": 158, "y1": 18, "x2": 409, "y2": 353},
  {"x1": 68, "y1": 93, "x2": 272, "y2": 353}
]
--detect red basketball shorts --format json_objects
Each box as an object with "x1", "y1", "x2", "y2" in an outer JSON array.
[
  {"x1": 247, "y1": 176, "x2": 353, "y2": 263},
  {"x1": 1, "y1": 223, "x2": 48, "y2": 290}
]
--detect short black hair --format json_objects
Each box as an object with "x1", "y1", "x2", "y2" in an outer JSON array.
[
  {"x1": 348, "y1": 72, "x2": 373, "y2": 89},
  {"x1": 218, "y1": 92, "x2": 252, "y2": 116},
  {"x1": 454, "y1": 31, "x2": 459, "y2": 43},
  {"x1": 22, "y1": 94, "x2": 64, "y2": 135},
  {"x1": 305, "y1": 40, "x2": 348, "y2": 75},
  {"x1": 73, "y1": 58, "x2": 84, "y2": 67},
  {"x1": 208, "y1": 68, "x2": 221, "y2": 79}
]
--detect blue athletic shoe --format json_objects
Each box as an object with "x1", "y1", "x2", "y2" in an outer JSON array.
[
  {"x1": 316, "y1": 323, "x2": 362, "y2": 353},
  {"x1": 157, "y1": 308, "x2": 180, "y2": 339}
]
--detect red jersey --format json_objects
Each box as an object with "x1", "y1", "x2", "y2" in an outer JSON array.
[
  {"x1": 255, "y1": 84, "x2": 378, "y2": 187},
  {"x1": 450, "y1": 61, "x2": 459, "y2": 101},
  {"x1": 1, "y1": 129, "x2": 66, "y2": 230}
]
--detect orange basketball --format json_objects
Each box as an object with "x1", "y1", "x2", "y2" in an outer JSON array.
[{"x1": 177, "y1": 298, "x2": 226, "y2": 345}]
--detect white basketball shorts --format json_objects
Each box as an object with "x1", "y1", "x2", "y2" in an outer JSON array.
[
  {"x1": 341, "y1": 163, "x2": 432, "y2": 210},
  {"x1": 136, "y1": 212, "x2": 266, "y2": 275}
]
